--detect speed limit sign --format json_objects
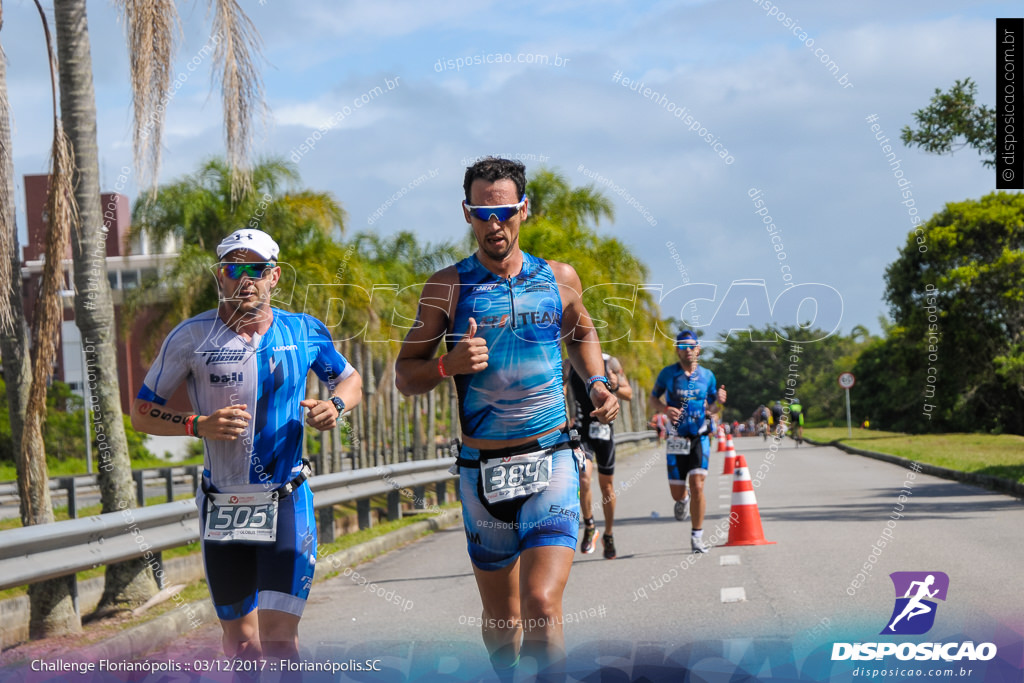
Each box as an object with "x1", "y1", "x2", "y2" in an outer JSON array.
[{"x1": 838, "y1": 372, "x2": 856, "y2": 389}]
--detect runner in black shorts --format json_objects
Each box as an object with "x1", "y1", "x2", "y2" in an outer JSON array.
[{"x1": 566, "y1": 353, "x2": 632, "y2": 559}]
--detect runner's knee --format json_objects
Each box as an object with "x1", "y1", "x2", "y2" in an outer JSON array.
[{"x1": 521, "y1": 588, "x2": 561, "y2": 626}]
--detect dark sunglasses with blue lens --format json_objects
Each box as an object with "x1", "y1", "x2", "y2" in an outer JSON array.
[
  {"x1": 464, "y1": 196, "x2": 527, "y2": 222},
  {"x1": 218, "y1": 262, "x2": 275, "y2": 280}
]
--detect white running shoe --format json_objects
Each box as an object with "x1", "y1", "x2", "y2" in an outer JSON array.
[
  {"x1": 674, "y1": 498, "x2": 691, "y2": 521},
  {"x1": 691, "y1": 536, "x2": 709, "y2": 554}
]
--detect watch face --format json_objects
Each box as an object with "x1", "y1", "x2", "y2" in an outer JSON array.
[{"x1": 331, "y1": 397, "x2": 346, "y2": 417}]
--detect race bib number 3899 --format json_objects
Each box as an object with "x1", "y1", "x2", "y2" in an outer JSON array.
[
  {"x1": 204, "y1": 490, "x2": 278, "y2": 543},
  {"x1": 481, "y1": 451, "x2": 552, "y2": 504}
]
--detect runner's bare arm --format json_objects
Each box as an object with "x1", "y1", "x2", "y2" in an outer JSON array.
[
  {"x1": 648, "y1": 392, "x2": 681, "y2": 423},
  {"x1": 551, "y1": 260, "x2": 619, "y2": 424},
  {"x1": 606, "y1": 355, "x2": 633, "y2": 400},
  {"x1": 395, "y1": 268, "x2": 464, "y2": 396},
  {"x1": 301, "y1": 370, "x2": 364, "y2": 431},
  {"x1": 130, "y1": 398, "x2": 251, "y2": 441}
]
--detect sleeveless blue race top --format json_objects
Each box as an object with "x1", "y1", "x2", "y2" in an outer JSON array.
[{"x1": 449, "y1": 252, "x2": 567, "y2": 441}]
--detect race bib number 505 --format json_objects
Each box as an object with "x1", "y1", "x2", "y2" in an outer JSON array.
[
  {"x1": 204, "y1": 490, "x2": 278, "y2": 543},
  {"x1": 481, "y1": 450, "x2": 552, "y2": 504}
]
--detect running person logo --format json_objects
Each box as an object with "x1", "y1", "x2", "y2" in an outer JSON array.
[{"x1": 881, "y1": 571, "x2": 949, "y2": 635}]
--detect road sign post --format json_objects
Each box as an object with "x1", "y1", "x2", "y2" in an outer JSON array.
[{"x1": 838, "y1": 373, "x2": 856, "y2": 437}]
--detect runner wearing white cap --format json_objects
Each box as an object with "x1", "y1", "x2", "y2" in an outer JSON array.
[{"x1": 132, "y1": 228, "x2": 362, "y2": 661}]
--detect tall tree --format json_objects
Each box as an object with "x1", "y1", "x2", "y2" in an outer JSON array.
[
  {"x1": 901, "y1": 78, "x2": 996, "y2": 168},
  {"x1": 868, "y1": 192, "x2": 1024, "y2": 434},
  {"x1": 526, "y1": 168, "x2": 615, "y2": 229},
  {"x1": 0, "y1": 2, "x2": 14, "y2": 335},
  {"x1": 700, "y1": 325, "x2": 874, "y2": 425},
  {"x1": 53, "y1": 0, "x2": 157, "y2": 612},
  {"x1": 127, "y1": 156, "x2": 348, "y2": 340},
  {"x1": 0, "y1": 0, "x2": 32, "y2": 485},
  {"x1": 17, "y1": 0, "x2": 81, "y2": 638},
  {"x1": 519, "y1": 168, "x2": 664, "y2": 385}
]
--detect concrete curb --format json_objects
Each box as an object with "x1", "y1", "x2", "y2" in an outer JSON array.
[
  {"x1": 77, "y1": 509, "x2": 465, "y2": 663},
  {"x1": 804, "y1": 437, "x2": 1024, "y2": 499}
]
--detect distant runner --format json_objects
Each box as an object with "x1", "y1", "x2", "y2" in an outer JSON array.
[
  {"x1": 567, "y1": 353, "x2": 633, "y2": 560},
  {"x1": 648, "y1": 330, "x2": 726, "y2": 554}
]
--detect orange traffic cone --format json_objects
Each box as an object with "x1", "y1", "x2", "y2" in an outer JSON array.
[
  {"x1": 724, "y1": 455, "x2": 775, "y2": 546},
  {"x1": 721, "y1": 440, "x2": 736, "y2": 475},
  {"x1": 717, "y1": 431, "x2": 727, "y2": 452},
  {"x1": 726, "y1": 435, "x2": 735, "y2": 451}
]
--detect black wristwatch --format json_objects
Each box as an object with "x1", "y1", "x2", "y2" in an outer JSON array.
[{"x1": 330, "y1": 396, "x2": 346, "y2": 424}]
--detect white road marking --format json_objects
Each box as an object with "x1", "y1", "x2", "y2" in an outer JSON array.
[
  {"x1": 720, "y1": 587, "x2": 747, "y2": 603},
  {"x1": 719, "y1": 554, "x2": 741, "y2": 566}
]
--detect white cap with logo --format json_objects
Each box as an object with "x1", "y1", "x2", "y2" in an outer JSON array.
[{"x1": 216, "y1": 229, "x2": 280, "y2": 262}]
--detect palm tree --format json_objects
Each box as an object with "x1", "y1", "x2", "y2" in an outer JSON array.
[
  {"x1": 127, "y1": 157, "x2": 347, "y2": 340},
  {"x1": 12, "y1": 0, "x2": 83, "y2": 638},
  {"x1": 0, "y1": 1, "x2": 31, "y2": 488},
  {"x1": 526, "y1": 168, "x2": 615, "y2": 229},
  {"x1": 52, "y1": 0, "x2": 159, "y2": 617},
  {"x1": 519, "y1": 168, "x2": 664, "y2": 387}
]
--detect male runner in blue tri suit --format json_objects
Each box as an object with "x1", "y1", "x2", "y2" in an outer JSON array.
[
  {"x1": 648, "y1": 330, "x2": 726, "y2": 553},
  {"x1": 131, "y1": 228, "x2": 363, "y2": 661},
  {"x1": 396, "y1": 157, "x2": 618, "y2": 679}
]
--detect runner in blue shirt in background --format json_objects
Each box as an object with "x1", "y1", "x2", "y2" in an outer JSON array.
[{"x1": 648, "y1": 330, "x2": 726, "y2": 553}]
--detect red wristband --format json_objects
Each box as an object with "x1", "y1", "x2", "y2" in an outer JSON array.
[
  {"x1": 438, "y1": 355, "x2": 449, "y2": 378},
  {"x1": 185, "y1": 414, "x2": 199, "y2": 438}
]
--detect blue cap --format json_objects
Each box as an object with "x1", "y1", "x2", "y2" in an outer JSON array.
[{"x1": 676, "y1": 330, "x2": 698, "y2": 345}]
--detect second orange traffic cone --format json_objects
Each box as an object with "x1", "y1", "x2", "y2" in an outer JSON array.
[
  {"x1": 721, "y1": 436, "x2": 737, "y2": 474},
  {"x1": 724, "y1": 455, "x2": 775, "y2": 546}
]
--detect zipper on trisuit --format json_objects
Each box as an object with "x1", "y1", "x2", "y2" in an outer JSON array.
[{"x1": 506, "y1": 275, "x2": 516, "y2": 328}]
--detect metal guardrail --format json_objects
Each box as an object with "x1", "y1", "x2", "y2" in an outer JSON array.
[
  {"x1": 0, "y1": 431, "x2": 658, "y2": 592},
  {"x1": 0, "y1": 466, "x2": 204, "y2": 518},
  {"x1": 0, "y1": 465, "x2": 197, "y2": 498}
]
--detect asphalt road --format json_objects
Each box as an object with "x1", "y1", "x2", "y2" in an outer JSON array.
[{"x1": 144, "y1": 437, "x2": 1024, "y2": 681}]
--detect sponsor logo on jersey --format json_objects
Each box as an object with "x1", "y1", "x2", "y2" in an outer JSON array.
[
  {"x1": 476, "y1": 311, "x2": 559, "y2": 329},
  {"x1": 515, "y1": 310, "x2": 559, "y2": 327},
  {"x1": 472, "y1": 283, "x2": 497, "y2": 293},
  {"x1": 523, "y1": 282, "x2": 553, "y2": 293},
  {"x1": 477, "y1": 314, "x2": 510, "y2": 329},
  {"x1": 210, "y1": 372, "x2": 244, "y2": 384},
  {"x1": 273, "y1": 345, "x2": 298, "y2": 352},
  {"x1": 201, "y1": 349, "x2": 247, "y2": 365},
  {"x1": 548, "y1": 504, "x2": 580, "y2": 522}
]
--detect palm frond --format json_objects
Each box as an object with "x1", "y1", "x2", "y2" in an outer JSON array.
[
  {"x1": 0, "y1": 7, "x2": 16, "y2": 335},
  {"x1": 209, "y1": 0, "x2": 266, "y2": 202},
  {"x1": 114, "y1": 0, "x2": 179, "y2": 192}
]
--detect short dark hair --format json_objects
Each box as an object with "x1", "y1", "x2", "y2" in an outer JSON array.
[{"x1": 463, "y1": 157, "x2": 526, "y2": 203}]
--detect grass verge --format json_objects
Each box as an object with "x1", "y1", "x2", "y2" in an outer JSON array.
[{"x1": 804, "y1": 428, "x2": 1024, "y2": 484}]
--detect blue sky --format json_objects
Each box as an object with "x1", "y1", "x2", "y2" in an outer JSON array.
[{"x1": 4, "y1": 0, "x2": 1011, "y2": 340}]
